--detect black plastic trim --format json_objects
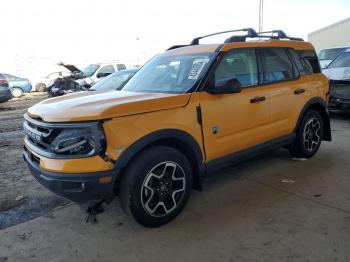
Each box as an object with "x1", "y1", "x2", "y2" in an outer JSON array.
[
  {"x1": 23, "y1": 149, "x2": 118, "y2": 204},
  {"x1": 206, "y1": 134, "x2": 295, "y2": 173},
  {"x1": 294, "y1": 97, "x2": 331, "y2": 141},
  {"x1": 114, "y1": 129, "x2": 204, "y2": 170}
]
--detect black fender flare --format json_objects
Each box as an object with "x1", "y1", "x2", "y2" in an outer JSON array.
[
  {"x1": 295, "y1": 97, "x2": 331, "y2": 141},
  {"x1": 114, "y1": 129, "x2": 205, "y2": 190}
]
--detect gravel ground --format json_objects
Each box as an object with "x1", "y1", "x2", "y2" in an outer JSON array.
[{"x1": 0, "y1": 93, "x2": 68, "y2": 229}]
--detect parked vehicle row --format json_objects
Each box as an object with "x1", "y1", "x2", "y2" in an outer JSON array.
[
  {"x1": 23, "y1": 28, "x2": 331, "y2": 227},
  {"x1": 0, "y1": 74, "x2": 12, "y2": 102},
  {"x1": 319, "y1": 48, "x2": 350, "y2": 112}
]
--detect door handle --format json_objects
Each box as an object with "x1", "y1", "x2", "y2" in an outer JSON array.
[
  {"x1": 250, "y1": 96, "x2": 266, "y2": 103},
  {"x1": 294, "y1": 88, "x2": 305, "y2": 95}
]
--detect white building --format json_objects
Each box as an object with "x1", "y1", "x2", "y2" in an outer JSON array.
[{"x1": 308, "y1": 17, "x2": 350, "y2": 52}]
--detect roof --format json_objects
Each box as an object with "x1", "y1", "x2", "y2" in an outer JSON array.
[
  {"x1": 164, "y1": 39, "x2": 314, "y2": 56},
  {"x1": 164, "y1": 29, "x2": 313, "y2": 55}
]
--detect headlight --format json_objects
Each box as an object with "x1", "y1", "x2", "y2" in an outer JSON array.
[{"x1": 51, "y1": 126, "x2": 105, "y2": 156}]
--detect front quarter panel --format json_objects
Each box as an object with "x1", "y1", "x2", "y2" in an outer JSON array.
[{"x1": 102, "y1": 96, "x2": 204, "y2": 163}]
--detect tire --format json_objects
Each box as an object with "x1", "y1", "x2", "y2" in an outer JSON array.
[
  {"x1": 290, "y1": 110, "x2": 324, "y2": 158},
  {"x1": 11, "y1": 87, "x2": 23, "y2": 98},
  {"x1": 119, "y1": 146, "x2": 193, "y2": 227},
  {"x1": 35, "y1": 83, "x2": 46, "y2": 92}
]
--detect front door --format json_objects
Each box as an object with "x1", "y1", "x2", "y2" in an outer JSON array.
[{"x1": 199, "y1": 48, "x2": 271, "y2": 162}]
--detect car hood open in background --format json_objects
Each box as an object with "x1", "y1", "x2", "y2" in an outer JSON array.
[
  {"x1": 27, "y1": 91, "x2": 191, "y2": 122},
  {"x1": 57, "y1": 62, "x2": 82, "y2": 73}
]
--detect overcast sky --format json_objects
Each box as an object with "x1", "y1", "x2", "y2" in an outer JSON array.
[{"x1": 0, "y1": 0, "x2": 349, "y2": 76}]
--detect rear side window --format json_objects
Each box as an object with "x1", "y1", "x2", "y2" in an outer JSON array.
[
  {"x1": 288, "y1": 49, "x2": 306, "y2": 75},
  {"x1": 261, "y1": 48, "x2": 294, "y2": 83},
  {"x1": 297, "y1": 50, "x2": 321, "y2": 74}
]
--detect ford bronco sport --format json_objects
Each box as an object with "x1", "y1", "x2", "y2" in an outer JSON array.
[{"x1": 23, "y1": 29, "x2": 331, "y2": 227}]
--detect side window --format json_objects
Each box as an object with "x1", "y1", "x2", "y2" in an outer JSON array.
[
  {"x1": 98, "y1": 65, "x2": 115, "y2": 74},
  {"x1": 117, "y1": 64, "x2": 126, "y2": 71},
  {"x1": 261, "y1": 48, "x2": 294, "y2": 83},
  {"x1": 288, "y1": 49, "x2": 306, "y2": 75},
  {"x1": 214, "y1": 49, "x2": 258, "y2": 88},
  {"x1": 297, "y1": 50, "x2": 321, "y2": 74}
]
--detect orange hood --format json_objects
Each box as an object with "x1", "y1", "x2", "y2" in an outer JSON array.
[{"x1": 28, "y1": 91, "x2": 191, "y2": 122}]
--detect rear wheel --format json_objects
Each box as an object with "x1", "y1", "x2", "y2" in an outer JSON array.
[
  {"x1": 119, "y1": 146, "x2": 192, "y2": 227},
  {"x1": 11, "y1": 87, "x2": 23, "y2": 98},
  {"x1": 290, "y1": 110, "x2": 324, "y2": 158}
]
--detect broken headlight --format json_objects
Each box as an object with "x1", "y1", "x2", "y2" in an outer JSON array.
[{"x1": 51, "y1": 125, "x2": 105, "y2": 156}]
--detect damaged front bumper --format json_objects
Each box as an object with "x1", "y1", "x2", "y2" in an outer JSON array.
[
  {"x1": 329, "y1": 80, "x2": 350, "y2": 111},
  {"x1": 23, "y1": 149, "x2": 119, "y2": 204}
]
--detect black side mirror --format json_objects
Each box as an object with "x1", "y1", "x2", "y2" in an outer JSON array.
[
  {"x1": 96, "y1": 72, "x2": 112, "y2": 78},
  {"x1": 207, "y1": 78, "x2": 242, "y2": 95}
]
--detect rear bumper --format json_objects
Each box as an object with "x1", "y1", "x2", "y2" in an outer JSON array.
[
  {"x1": 0, "y1": 90, "x2": 11, "y2": 102},
  {"x1": 23, "y1": 149, "x2": 119, "y2": 204}
]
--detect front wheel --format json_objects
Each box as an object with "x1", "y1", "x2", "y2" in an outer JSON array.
[
  {"x1": 11, "y1": 87, "x2": 23, "y2": 98},
  {"x1": 290, "y1": 110, "x2": 324, "y2": 158},
  {"x1": 119, "y1": 146, "x2": 192, "y2": 227},
  {"x1": 35, "y1": 83, "x2": 46, "y2": 92}
]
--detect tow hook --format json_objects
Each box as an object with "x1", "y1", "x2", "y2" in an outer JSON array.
[{"x1": 85, "y1": 200, "x2": 105, "y2": 223}]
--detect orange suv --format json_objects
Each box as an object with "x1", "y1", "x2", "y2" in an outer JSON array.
[{"x1": 23, "y1": 29, "x2": 331, "y2": 227}]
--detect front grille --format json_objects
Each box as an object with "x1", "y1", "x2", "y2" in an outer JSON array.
[
  {"x1": 24, "y1": 114, "x2": 60, "y2": 154},
  {"x1": 330, "y1": 81, "x2": 350, "y2": 99},
  {"x1": 23, "y1": 114, "x2": 103, "y2": 159}
]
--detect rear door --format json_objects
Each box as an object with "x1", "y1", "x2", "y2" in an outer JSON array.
[
  {"x1": 259, "y1": 48, "x2": 302, "y2": 138},
  {"x1": 199, "y1": 48, "x2": 270, "y2": 162}
]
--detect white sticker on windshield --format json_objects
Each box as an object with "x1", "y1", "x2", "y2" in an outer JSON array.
[{"x1": 188, "y1": 58, "x2": 210, "y2": 80}]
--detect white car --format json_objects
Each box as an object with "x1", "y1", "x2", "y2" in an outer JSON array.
[
  {"x1": 75, "y1": 63, "x2": 129, "y2": 88},
  {"x1": 322, "y1": 48, "x2": 350, "y2": 80},
  {"x1": 318, "y1": 47, "x2": 350, "y2": 69},
  {"x1": 32, "y1": 71, "x2": 72, "y2": 92}
]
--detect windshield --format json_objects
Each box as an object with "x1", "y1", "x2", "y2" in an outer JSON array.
[
  {"x1": 328, "y1": 52, "x2": 350, "y2": 68},
  {"x1": 122, "y1": 53, "x2": 213, "y2": 93},
  {"x1": 91, "y1": 70, "x2": 137, "y2": 91},
  {"x1": 318, "y1": 48, "x2": 347, "y2": 61},
  {"x1": 83, "y1": 64, "x2": 99, "y2": 77}
]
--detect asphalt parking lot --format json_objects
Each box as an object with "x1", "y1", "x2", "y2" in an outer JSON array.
[{"x1": 0, "y1": 94, "x2": 350, "y2": 262}]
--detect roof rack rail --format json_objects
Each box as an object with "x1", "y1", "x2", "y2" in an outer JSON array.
[
  {"x1": 257, "y1": 30, "x2": 304, "y2": 41},
  {"x1": 166, "y1": 28, "x2": 304, "y2": 51},
  {"x1": 190, "y1": 28, "x2": 258, "y2": 45}
]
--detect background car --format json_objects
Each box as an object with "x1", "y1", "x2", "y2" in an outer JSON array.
[
  {"x1": 318, "y1": 47, "x2": 350, "y2": 69},
  {"x1": 322, "y1": 48, "x2": 350, "y2": 80},
  {"x1": 2, "y1": 73, "x2": 32, "y2": 98},
  {"x1": 322, "y1": 49, "x2": 350, "y2": 111},
  {"x1": 0, "y1": 73, "x2": 12, "y2": 103},
  {"x1": 33, "y1": 71, "x2": 72, "y2": 92},
  {"x1": 89, "y1": 68, "x2": 138, "y2": 91},
  {"x1": 75, "y1": 63, "x2": 129, "y2": 88}
]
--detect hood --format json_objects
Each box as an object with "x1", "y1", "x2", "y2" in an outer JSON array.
[
  {"x1": 58, "y1": 63, "x2": 82, "y2": 73},
  {"x1": 322, "y1": 67, "x2": 350, "y2": 81},
  {"x1": 28, "y1": 91, "x2": 191, "y2": 122}
]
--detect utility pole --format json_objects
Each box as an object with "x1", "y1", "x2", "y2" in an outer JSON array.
[{"x1": 259, "y1": 0, "x2": 264, "y2": 33}]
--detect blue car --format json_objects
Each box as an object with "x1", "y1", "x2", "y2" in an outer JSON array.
[{"x1": 2, "y1": 73, "x2": 32, "y2": 98}]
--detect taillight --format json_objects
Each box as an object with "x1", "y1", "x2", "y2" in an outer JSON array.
[{"x1": 0, "y1": 79, "x2": 8, "y2": 84}]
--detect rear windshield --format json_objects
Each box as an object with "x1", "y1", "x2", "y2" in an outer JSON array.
[{"x1": 319, "y1": 48, "x2": 347, "y2": 61}]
